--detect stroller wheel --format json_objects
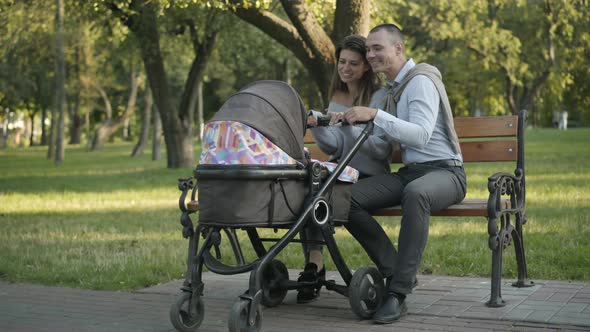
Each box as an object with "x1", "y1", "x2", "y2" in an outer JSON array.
[
  {"x1": 228, "y1": 299, "x2": 262, "y2": 332},
  {"x1": 348, "y1": 266, "x2": 385, "y2": 320},
  {"x1": 170, "y1": 292, "x2": 204, "y2": 332},
  {"x1": 261, "y1": 260, "x2": 289, "y2": 307}
]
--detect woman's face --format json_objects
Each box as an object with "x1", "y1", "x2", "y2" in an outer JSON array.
[{"x1": 337, "y1": 49, "x2": 370, "y2": 84}]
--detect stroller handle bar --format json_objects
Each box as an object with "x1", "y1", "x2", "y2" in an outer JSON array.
[
  {"x1": 314, "y1": 116, "x2": 373, "y2": 127},
  {"x1": 315, "y1": 116, "x2": 351, "y2": 127},
  {"x1": 195, "y1": 167, "x2": 307, "y2": 180}
]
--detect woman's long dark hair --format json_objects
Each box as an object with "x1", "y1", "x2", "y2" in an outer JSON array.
[{"x1": 328, "y1": 34, "x2": 380, "y2": 107}]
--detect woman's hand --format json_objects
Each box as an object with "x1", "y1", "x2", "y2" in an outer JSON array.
[
  {"x1": 329, "y1": 112, "x2": 344, "y2": 125},
  {"x1": 307, "y1": 113, "x2": 318, "y2": 127}
]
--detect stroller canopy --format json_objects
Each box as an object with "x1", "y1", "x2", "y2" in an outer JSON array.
[{"x1": 208, "y1": 80, "x2": 307, "y2": 164}]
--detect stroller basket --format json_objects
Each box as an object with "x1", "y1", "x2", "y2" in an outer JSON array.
[
  {"x1": 195, "y1": 163, "x2": 353, "y2": 227},
  {"x1": 196, "y1": 164, "x2": 308, "y2": 227}
]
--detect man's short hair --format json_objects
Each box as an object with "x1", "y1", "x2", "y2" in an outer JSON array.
[{"x1": 370, "y1": 23, "x2": 403, "y2": 44}]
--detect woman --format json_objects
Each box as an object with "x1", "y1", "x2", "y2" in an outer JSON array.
[
  {"x1": 298, "y1": 34, "x2": 392, "y2": 303},
  {"x1": 308, "y1": 35, "x2": 390, "y2": 178}
]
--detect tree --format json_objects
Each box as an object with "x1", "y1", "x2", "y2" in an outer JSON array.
[
  {"x1": 68, "y1": 45, "x2": 84, "y2": 144},
  {"x1": 392, "y1": 0, "x2": 588, "y2": 117},
  {"x1": 90, "y1": 65, "x2": 140, "y2": 150},
  {"x1": 152, "y1": 104, "x2": 162, "y2": 161},
  {"x1": 228, "y1": 0, "x2": 370, "y2": 103},
  {"x1": 54, "y1": 0, "x2": 66, "y2": 165},
  {"x1": 107, "y1": 0, "x2": 222, "y2": 168},
  {"x1": 168, "y1": 4, "x2": 221, "y2": 141},
  {"x1": 0, "y1": 0, "x2": 55, "y2": 147},
  {"x1": 131, "y1": 87, "x2": 153, "y2": 157}
]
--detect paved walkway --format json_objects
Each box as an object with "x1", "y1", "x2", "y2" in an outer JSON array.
[{"x1": 1, "y1": 271, "x2": 589, "y2": 332}]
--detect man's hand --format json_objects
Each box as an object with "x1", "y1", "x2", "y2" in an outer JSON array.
[{"x1": 344, "y1": 106, "x2": 378, "y2": 124}]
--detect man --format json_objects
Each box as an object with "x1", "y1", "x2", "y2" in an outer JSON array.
[{"x1": 337, "y1": 24, "x2": 467, "y2": 324}]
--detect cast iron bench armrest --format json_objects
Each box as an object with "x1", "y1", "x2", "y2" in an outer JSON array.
[
  {"x1": 486, "y1": 168, "x2": 526, "y2": 248},
  {"x1": 487, "y1": 169, "x2": 525, "y2": 216}
]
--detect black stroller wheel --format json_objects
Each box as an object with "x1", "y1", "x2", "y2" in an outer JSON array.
[
  {"x1": 348, "y1": 266, "x2": 385, "y2": 319},
  {"x1": 261, "y1": 260, "x2": 289, "y2": 307},
  {"x1": 228, "y1": 299, "x2": 262, "y2": 332},
  {"x1": 170, "y1": 292, "x2": 204, "y2": 332}
]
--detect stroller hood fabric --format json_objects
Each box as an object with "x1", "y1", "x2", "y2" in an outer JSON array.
[
  {"x1": 196, "y1": 80, "x2": 353, "y2": 226},
  {"x1": 209, "y1": 80, "x2": 307, "y2": 164}
]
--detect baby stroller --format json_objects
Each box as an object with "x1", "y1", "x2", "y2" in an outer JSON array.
[{"x1": 171, "y1": 80, "x2": 385, "y2": 332}]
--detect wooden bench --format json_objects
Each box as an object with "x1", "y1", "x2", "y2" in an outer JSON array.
[
  {"x1": 305, "y1": 110, "x2": 532, "y2": 307},
  {"x1": 186, "y1": 110, "x2": 531, "y2": 307}
]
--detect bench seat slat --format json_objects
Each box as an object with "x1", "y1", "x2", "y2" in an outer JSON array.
[
  {"x1": 305, "y1": 145, "x2": 330, "y2": 162},
  {"x1": 186, "y1": 198, "x2": 509, "y2": 217},
  {"x1": 372, "y1": 199, "x2": 510, "y2": 217}
]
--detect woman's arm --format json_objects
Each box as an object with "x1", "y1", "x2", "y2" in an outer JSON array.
[
  {"x1": 340, "y1": 125, "x2": 392, "y2": 159},
  {"x1": 310, "y1": 126, "x2": 344, "y2": 157}
]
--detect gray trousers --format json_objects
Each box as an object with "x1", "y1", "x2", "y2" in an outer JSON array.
[{"x1": 344, "y1": 163, "x2": 466, "y2": 295}]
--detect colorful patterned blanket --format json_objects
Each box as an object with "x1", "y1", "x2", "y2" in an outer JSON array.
[{"x1": 200, "y1": 121, "x2": 358, "y2": 183}]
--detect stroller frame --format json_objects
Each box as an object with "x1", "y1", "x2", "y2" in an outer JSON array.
[{"x1": 171, "y1": 122, "x2": 384, "y2": 332}]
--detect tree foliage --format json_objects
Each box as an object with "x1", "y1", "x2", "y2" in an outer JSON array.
[
  {"x1": 383, "y1": 0, "x2": 590, "y2": 123},
  {"x1": 1, "y1": 0, "x2": 589, "y2": 158}
]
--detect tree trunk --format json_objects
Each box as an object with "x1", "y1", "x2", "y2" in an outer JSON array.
[
  {"x1": 282, "y1": 59, "x2": 291, "y2": 85},
  {"x1": 54, "y1": 0, "x2": 66, "y2": 165},
  {"x1": 109, "y1": 0, "x2": 193, "y2": 167},
  {"x1": 122, "y1": 117, "x2": 131, "y2": 141},
  {"x1": 230, "y1": 0, "x2": 370, "y2": 103},
  {"x1": 23, "y1": 116, "x2": 32, "y2": 147},
  {"x1": 68, "y1": 44, "x2": 83, "y2": 145},
  {"x1": 152, "y1": 105, "x2": 162, "y2": 161},
  {"x1": 85, "y1": 107, "x2": 91, "y2": 150},
  {"x1": 131, "y1": 88, "x2": 153, "y2": 157},
  {"x1": 67, "y1": 89, "x2": 84, "y2": 144},
  {"x1": 69, "y1": 113, "x2": 84, "y2": 145},
  {"x1": 196, "y1": 80, "x2": 204, "y2": 140},
  {"x1": 47, "y1": 109, "x2": 57, "y2": 159},
  {"x1": 332, "y1": 0, "x2": 371, "y2": 44},
  {"x1": 90, "y1": 84, "x2": 113, "y2": 150},
  {"x1": 40, "y1": 107, "x2": 48, "y2": 146},
  {"x1": 0, "y1": 120, "x2": 7, "y2": 149},
  {"x1": 35, "y1": 70, "x2": 51, "y2": 147},
  {"x1": 181, "y1": 18, "x2": 218, "y2": 142},
  {"x1": 28, "y1": 113, "x2": 35, "y2": 146},
  {"x1": 90, "y1": 69, "x2": 139, "y2": 150}
]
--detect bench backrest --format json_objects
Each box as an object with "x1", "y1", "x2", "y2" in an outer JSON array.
[{"x1": 304, "y1": 111, "x2": 526, "y2": 169}]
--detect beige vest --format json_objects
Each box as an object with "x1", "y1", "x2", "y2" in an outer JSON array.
[{"x1": 379, "y1": 63, "x2": 461, "y2": 154}]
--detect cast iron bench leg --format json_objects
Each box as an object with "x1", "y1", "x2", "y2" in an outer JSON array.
[{"x1": 511, "y1": 213, "x2": 534, "y2": 288}]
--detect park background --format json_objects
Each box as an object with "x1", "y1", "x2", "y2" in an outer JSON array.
[{"x1": 1, "y1": 0, "x2": 589, "y2": 291}]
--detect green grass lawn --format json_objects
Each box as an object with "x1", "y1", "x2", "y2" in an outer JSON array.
[{"x1": 1, "y1": 128, "x2": 589, "y2": 291}]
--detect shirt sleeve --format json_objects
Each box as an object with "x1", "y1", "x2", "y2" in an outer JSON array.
[
  {"x1": 373, "y1": 76, "x2": 440, "y2": 149},
  {"x1": 310, "y1": 126, "x2": 344, "y2": 157}
]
